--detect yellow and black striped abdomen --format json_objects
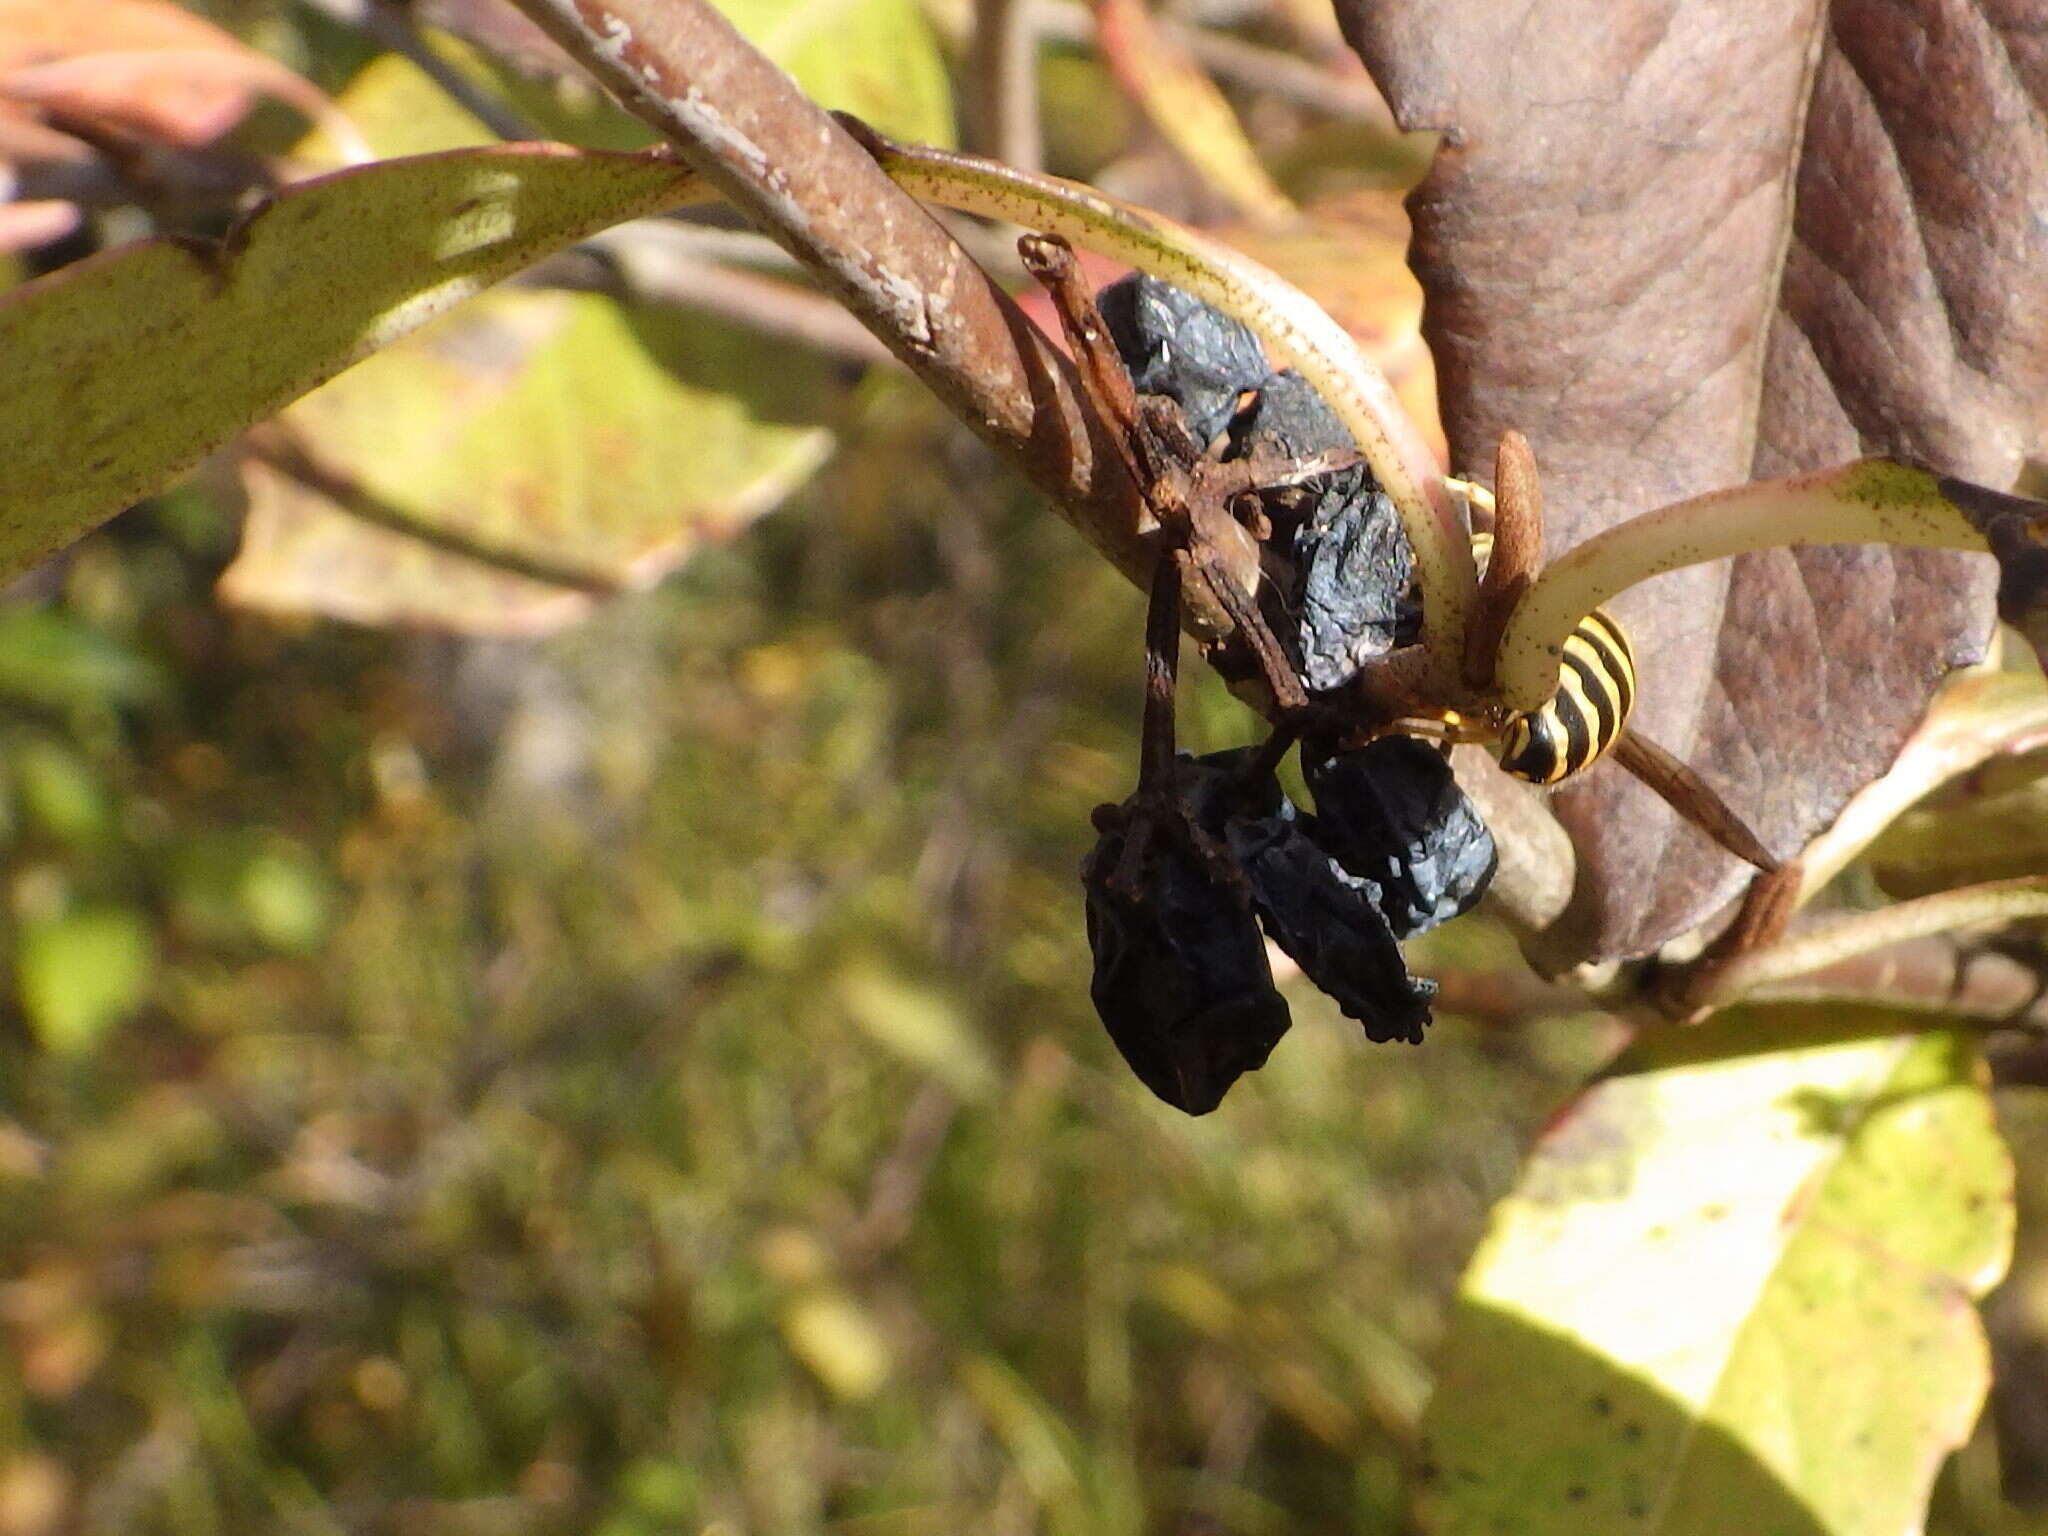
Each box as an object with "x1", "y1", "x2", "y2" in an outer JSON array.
[{"x1": 1497, "y1": 607, "x2": 1636, "y2": 784}]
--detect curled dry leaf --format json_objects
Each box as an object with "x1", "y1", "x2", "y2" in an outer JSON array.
[
  {"x1": 0, "y1": 0, "x2": 355, "y2": 154},
  {"x1": 1340, "y1": 0, "x2": 2047, "y2": 961}
]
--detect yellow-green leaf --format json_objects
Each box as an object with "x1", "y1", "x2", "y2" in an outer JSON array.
[
  {"x1": 218, "y1": 289, "x2": 832, "y2": 632},
  {"x1": 0, "y1": 145, "x2": 707, "y2": 584},
  {"x1": 1421, "y1": 1010, "x2": 2013, "y2": 1536},
  {"x1": 17, "y1": 906, "x2": 155, "y2": 1057},
  {"x1": 711, "y1": 0, "x2": 954, "y2": 147},
  {"x1": 295, "y1": 33, "x2": 654, "y2": 163},
  {"x1": 779, "y1": 1290, "x2": 892, "y2": 1401},
  {"x1": 836, "y1": 966, "x2": 995, "y2": 1100}
]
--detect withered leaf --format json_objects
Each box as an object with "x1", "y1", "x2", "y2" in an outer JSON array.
[{"x1": 1339, "y1": 0, "x2": 2042, "y2": 961}]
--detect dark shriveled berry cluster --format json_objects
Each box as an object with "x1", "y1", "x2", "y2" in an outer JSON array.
[
  {"x1": 1084, "y1": 743, "x2": 1493, "y2": 1114},
  {"x1": 1099, "y1": 274, "x2": 1416, "y2": 691},
  {"x1": 1081, "y1": 276, "x2": 1495, "y2": 1115}
]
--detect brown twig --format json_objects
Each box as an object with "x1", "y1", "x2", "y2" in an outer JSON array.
[
  {"x1": 1140, "y1": 552, "x2": 1186, "y2": 795},
  {"x1": 1432, "y1": 927, "x2": 2048, "y2": 1036},
  {"x1": 1018, "y1": 231, "x2": 1302, "y2": 714},
  {"x1": 1643, "y1": 860, "x2": 1805, "y2": 1018},
  {"x1": 1750, "y1": 935, "x2": 2048, "y2": 1031},
  {"x1": 500, "y1": 0, "x2": 1194, "y2": 623}
]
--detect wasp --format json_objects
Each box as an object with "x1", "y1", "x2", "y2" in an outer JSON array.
[
  {"x1": 1428, "y1": 491, "x2": 1776, "y2": 875},
  {"x1": 1467, "y1": 530, "x2": 1638, "y2": 785}
]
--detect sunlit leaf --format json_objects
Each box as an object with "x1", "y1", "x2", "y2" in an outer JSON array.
[
  {"x1": 1422, "y1": 1012, "x2": 2013, "y2": 1536},
  {"x1": 779, "y1": 1290, "x2": 892, "y2": 1401},
  {"x1": 425, "y1": 0, "x2": 954, "y2": 146},
  {"x1": 0, "y1": 145, "x2": 704, "y2": 583},
  {"x1": 217, "y1": 289, "x2": 833, "y2": 633},
  {"x1": 292, "y1": 42, "x2": 498, "y2": 165},
  {"x1": 698, "y1": 0, "x2": 955, "y2": 147},
  {"x1": 17, "y1": 905, "x2": 154, "y2": 1056}
]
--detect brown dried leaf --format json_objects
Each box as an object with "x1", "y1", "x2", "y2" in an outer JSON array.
[
  {"x1": 1339, "y1": 1, "x2": 2042, "y2": 960},
  {"x1": 0, "y1": 0, "x2": 268, "y2": 146}
]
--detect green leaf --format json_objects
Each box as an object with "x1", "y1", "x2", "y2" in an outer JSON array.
[
  {"x1": 296, "y1": 34, "x2": 654, "y2": 162},
  {"x1": 835, "y1": 966, "x2": 995, "y2": 1100},
  {"x1": 1420, "y1": 1010, "x2": 2013, "y2": 1536},
  {"x1": 0, "y1": 145, "x2": 707, "y2": 584},
  {"x1": 216, "y1": 289, "x2": 833, "y2": 632},
  {"x1": 167, "y1": 832, "x2": 333, "y2": 954},
  {"x1": 0, "y1": 608, "x2": 170, "y2": 714},
  {"x1": 778, "y1": 1289, "x2": 893, "y2": 1401},
  {"x1": 712, "y1": 0, "x2": 955, "y2": 147},
  {"x1": 17, "y1": 906, "x2": 155, "y2": 1057},
  {"x1": 13, "y1": 737, "x2": 111, "y2": 844}
]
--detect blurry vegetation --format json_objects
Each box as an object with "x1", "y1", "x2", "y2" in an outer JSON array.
[{"x1": 0, "y1": 374, "x2": 1596, "y2": 1532}]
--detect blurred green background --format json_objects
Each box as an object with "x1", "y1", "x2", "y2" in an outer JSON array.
[{"x1": 0, "y1": 357, "x2": 1623, "y2": 1532}]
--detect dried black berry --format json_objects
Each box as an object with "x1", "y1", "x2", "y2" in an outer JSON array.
[
  {"x1": 1228, "y1": 804, "x2": 1437, "y2": 1044},
  {"x1": 1098, "y1": 273, "x2": 1271, "y2": 446},
  {"x1": 1304, "y1": 738, "x2": 1497, "y2": 938},
  {"x1": 1081, "y1": 754, "x2": 1291, "y2": 1114},
  {"x1": 1235, "y1": 372, "x2": 1412, "y2": 691}
]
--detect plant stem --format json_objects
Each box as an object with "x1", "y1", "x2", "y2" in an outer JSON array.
[
  {"x1": 500, "y1": 0, "x2": 1191, "y2": 619},
  {"x1": 1701, "y1": 878, "x2": 2048, "y2": 1006},
  {"x1": 1493, "y1": 460, "x2": 1995, "y2": 713}
]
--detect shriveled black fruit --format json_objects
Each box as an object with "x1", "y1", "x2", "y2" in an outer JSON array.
[
  {"x1": 1304, "y1": 738, "x2": 1496, "y2": 939},
  {"x1": 1227, "y1": 803, "x2": 1436, "y2": 1045},
  {"x1": 1098, "y1": 273, "x2": 1270, "y2": 446},
  {"x1": 1235, "y1": 372, "x2": 1412, "y2": 691},
  {"x1": 1081, "y1": 754, "x2": 1291, "y2": 1114}
]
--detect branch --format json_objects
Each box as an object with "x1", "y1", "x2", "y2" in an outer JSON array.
[
  {"x1": 1433, "y1": 933, "x2": 2048, "y2": 1036},
  {"x1": 523, "y1": 238, "x2": 894, "y2": 365},
  {"x1": 1694, "y1": 877, "x2": 2048, "y2": 1008},
  {"x1": 1493, "y1": 459, "x2": 2047, "y2": 713},
  {"x1": 498, "y1": 0, "x2": 1214, "y2": 623},
  {"x1": 1751, "y1": 936, "x2": 2048, "y2": 1033},
  {"x1": 487, "y1": 0, "x2": 1471, "y2": 689},
  {"x1": 970, "y1": 0, "x2": 1042, "y2": 172}
]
